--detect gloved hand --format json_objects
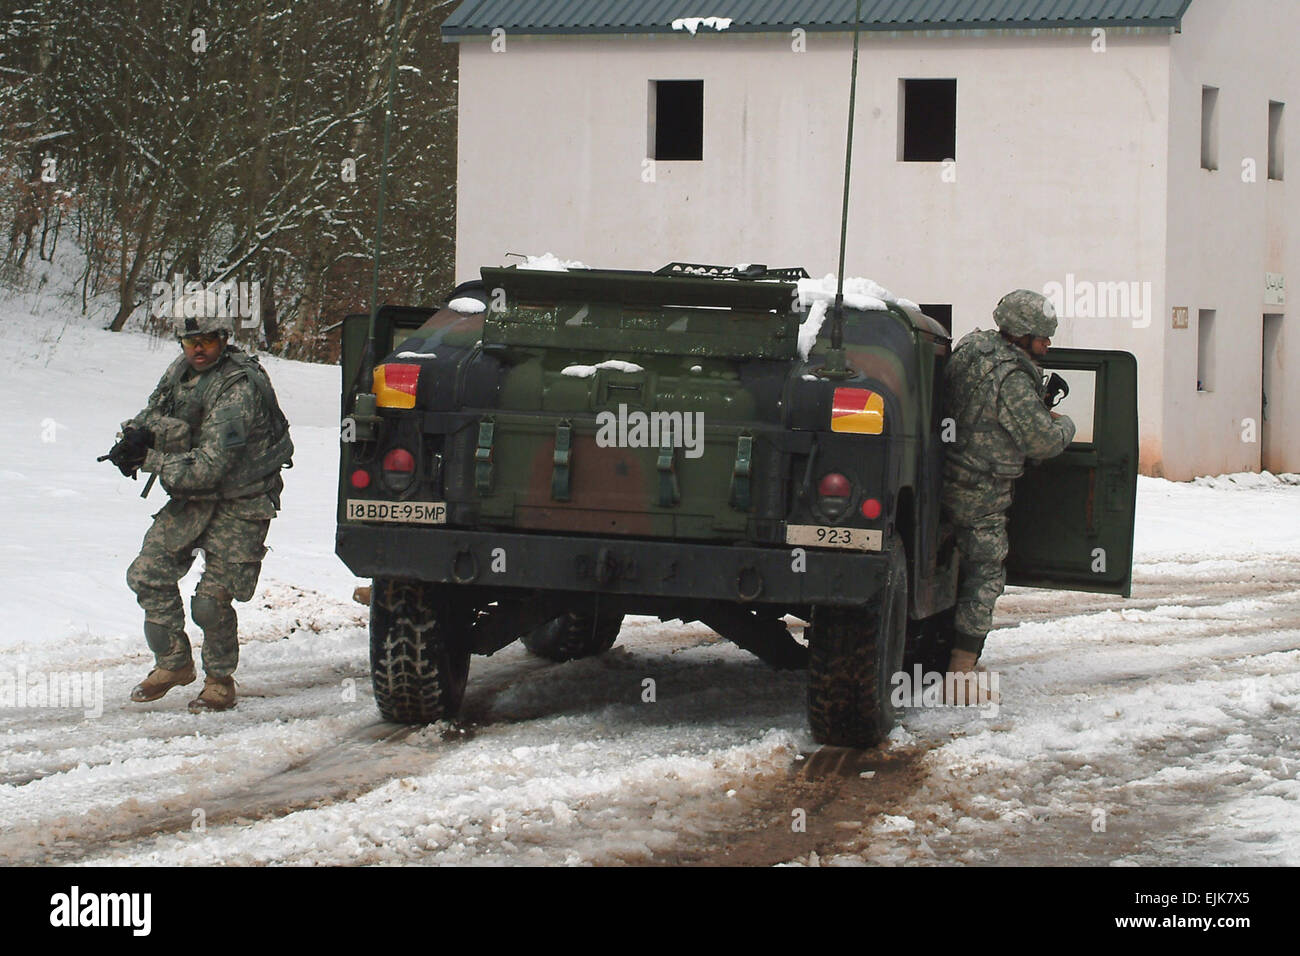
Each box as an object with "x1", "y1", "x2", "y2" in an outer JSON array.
[{"x1": 109, "y1": 426, "x2": 154, "y2": 477}]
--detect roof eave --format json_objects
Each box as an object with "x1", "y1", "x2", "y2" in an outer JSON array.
[{"x1": 442, "y1": 18, "x2": 1186, "y2": 41}]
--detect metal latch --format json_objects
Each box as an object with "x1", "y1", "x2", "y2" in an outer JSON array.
[
  {"x1": 475, "y1": 418, "x2": 495, "y2": 495},
  {"x1": 729, "y1": 433, "x2": 753, "y2": 511},
  {"x1": 552, "y1": 420, "x2": 573, "y2": 501}
]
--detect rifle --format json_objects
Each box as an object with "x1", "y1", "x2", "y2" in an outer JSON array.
[
  {"x1": 98, "y1": 427, "x2": 157, "y2": 497},
  {"x1": 1043, "y1": 372, "x2": 1070, "y2": 410}
]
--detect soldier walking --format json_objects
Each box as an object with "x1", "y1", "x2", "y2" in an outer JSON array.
[
  {"x1": 104, "y1": 313, "x2": 293, "y2": 712},
  {"x1": 942, "y1": 290, "x2": 1075, "y2": 688}
]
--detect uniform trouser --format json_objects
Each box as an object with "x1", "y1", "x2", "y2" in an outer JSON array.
[
  {"x1": 950, "y1": 511, "x2": 1009, "y2": 655},
  {"x1": 943, "y1": 469, "x2": 1014, "y2": 657},
  {"x1": 126, "y1": 504, "x2": 270, "y2": 677}
]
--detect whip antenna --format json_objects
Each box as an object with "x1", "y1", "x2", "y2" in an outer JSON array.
[
  {"x1": 366, "y1": 0, "x2": 405, "y2": 360},
  {"x1": 350, "y1": 0, "x2": 404, "y2": 442},
  {"x1": 821, "y1": 0, "x2": 862, "y2": 377}
]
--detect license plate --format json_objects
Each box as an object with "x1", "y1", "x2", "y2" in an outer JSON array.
[
  {"x1": 785, "y1": 525, "x2": 882, "y2": 551},
  {"x1": 346, "y1": 500, "x2": 447, "y2": 524}
]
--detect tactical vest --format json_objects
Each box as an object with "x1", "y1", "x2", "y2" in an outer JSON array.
[
  {"x1": 943, "y1": 329, "x2": 1043, "y2": 480},
  {"x1": 161, "y1": 348, "x2": 294, "y2": 498}
]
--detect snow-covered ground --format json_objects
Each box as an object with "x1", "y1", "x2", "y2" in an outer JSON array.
[{"x1": 1, "y1": 258, "x2": 1297, "y2": 866}]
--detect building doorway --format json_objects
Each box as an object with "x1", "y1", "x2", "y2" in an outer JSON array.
[{"x1": 1262, "y1": 314, "x2": 1283, "y2": 471}]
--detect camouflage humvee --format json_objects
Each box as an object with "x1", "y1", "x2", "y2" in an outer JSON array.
[{"x1": 336, "y1": 263, "x2": 1138, "y2": 747}]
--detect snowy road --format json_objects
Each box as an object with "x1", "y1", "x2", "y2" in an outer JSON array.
[
  {"x1": 2, "y1": 276, "x2": 1298, "y2": 866},
  {"x1": 2, "y1": 554, "x2": 1297, "y2": 866}
]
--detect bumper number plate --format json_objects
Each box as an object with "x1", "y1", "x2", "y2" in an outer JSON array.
[
  {"x1": 346, "y1": 500, "x2": 447, "y2": 524},
  {"x1": 785, "y1": 525, "x2": 882, "y2": 551}
]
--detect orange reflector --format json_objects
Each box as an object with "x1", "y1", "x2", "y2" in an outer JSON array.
[
  {"x1": 373, "y1": 364, "x2": 420, "y2": 409},
  {"x1": 830, "y1": 388, "x2": 885, "y2": 434}
]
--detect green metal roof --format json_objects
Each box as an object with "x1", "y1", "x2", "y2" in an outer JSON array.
[{"x1": 442, "y1": 1, "x2": 1193, "y2": 38}]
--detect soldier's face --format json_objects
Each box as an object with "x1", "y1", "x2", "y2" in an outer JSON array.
[
  {"x1": 181, "y1": 333, "x2": 224, "y2": 371},
  {"x1": 1029, "y1": 336, "x2": 1051, "y2": 358}
]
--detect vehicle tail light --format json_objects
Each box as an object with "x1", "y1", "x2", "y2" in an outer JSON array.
[
  {"x1": 818, "y1": 472, "x2": 852, "y2": 520},
  {"x1": 861, "y1": 497, "x2": 882, "y2": 519},
  {"x1": 349, "y1": 468, "x2": 372, "y2": 490},
  {"x1": 818, "y1": 473, "x2": 851, "y2": 498},
  {"x1": 374, "y1": 363, "x2": 420, "y2": 409},
  {"x1": 830, "y1": 387, "x2": 885, "y2": 435},
  {"x1": 381, "y1": 447, "x2": 416, "y2": 492}
]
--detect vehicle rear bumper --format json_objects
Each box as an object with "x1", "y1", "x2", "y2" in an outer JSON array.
[{"x1": 336, "y1": 525, "x2": 888, "y2": 607}]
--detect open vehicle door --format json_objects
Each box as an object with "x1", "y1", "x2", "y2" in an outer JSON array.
[{"x1": 1006, "y1": 348, "x2": 1139, "y2": 597}]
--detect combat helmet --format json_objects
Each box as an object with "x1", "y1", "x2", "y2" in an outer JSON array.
[
  {"x1": 993, "y1": 289, "x2": 1058, "y2": 338},
  {"x1": 173, "y1": 309, "x2": 233, "y2": 339}
]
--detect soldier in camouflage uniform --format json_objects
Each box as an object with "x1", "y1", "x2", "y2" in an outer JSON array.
[
  {"x1": 108, "y1": 312, "x2": 293, "y2": 712},
  {"x1": 942, "y1": 290, "x2": 1075, "y2": 683}
]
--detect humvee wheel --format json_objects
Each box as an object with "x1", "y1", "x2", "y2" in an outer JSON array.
[
  {"x1": 807, "y1": 535, "x2": 908, "y2": 748},
  {"x1": 521, "y1": 610, "x2": 624, "y2": 662},
  {"x1": 370, "y1": 578, "x2": 471, "y2": 723}
]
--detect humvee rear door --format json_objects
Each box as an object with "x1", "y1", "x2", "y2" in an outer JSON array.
[{"x1": 1005, "y1": 349, "x2": 1138, "y2": 597}]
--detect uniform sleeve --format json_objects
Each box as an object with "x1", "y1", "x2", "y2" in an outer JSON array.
[
  {"x1": 123, "y1": 371, "x2": 173, "y2": 431},
  {"x1": 997, "y1": 368, "x2": 1076, "y2": 460},
  {"x1": 141, "y1": 378, "x2": 256, "y2": 492}
]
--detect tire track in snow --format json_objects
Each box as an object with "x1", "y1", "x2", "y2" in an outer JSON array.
[
  {"x1": 646, "y1": 558, "x2": 1300, "y2": 865},
  {"x1": 997, "y1": 555, "x2": 1300, "y2": 625},
  {"x1": 650, "y1": 744, "x2": 928, "y2": 866},
  {"x1": 9, "y1": 551, "x2": 1298, "y2": 865},
  {"x1": 13, "y1": 652, "x2": 565, "y2": 865}
]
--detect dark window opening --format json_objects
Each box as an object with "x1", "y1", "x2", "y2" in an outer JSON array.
[
  {"x1": 919, "y1": 303, "x2": 953, "y2": 335},
  {"x1": 1269, "y1": 101, "x2": 1285, "y2": 181},
  {"x1": 1197, "y1": 309, "x2": 1216, "y2": 391},
  {"x1": 1201, "y1": 86, "x2": 1219, "y2": 171},
  {"x1": 651, "y1": 80, "x2": 704, "y2": 161},
  {"x1": 900, "y1": 79, "x2": 956, "y2": 162}
]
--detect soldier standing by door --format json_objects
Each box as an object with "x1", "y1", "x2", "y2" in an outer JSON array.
[
  {"x1": 104, "y1": 313, "x2": 293, "y2": 712},
  {"x1": 942, "y1": 290, "x2": 1075, "y2": 686}
]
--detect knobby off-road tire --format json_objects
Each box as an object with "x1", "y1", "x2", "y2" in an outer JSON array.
[
  {"x1": 370, "y1": 578, "x2": 472, "y2": 724},
  {"x1": 521, "y1": 610, "x2": 624, "y2": 662},
  {"x1": 807, "y1": 534, "x2": 908, "y2": 748}
]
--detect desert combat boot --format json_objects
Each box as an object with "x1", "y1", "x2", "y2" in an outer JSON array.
[
  {"x1": 189, "y1": 675, "x2": 236, "y2": 713},
  {"x1": 130, "y1": 662, "x2": 197, "y2": 702}
]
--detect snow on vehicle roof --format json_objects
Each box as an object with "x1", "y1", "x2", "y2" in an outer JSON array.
[
  {"x1": 561, "y1": 360, "x2": 645, "y2": 378},
  {"x1": 796, "y1": 274, "x2": 920, "y2": 314},
  {"x1": 795, "y1": 275, "x2": 922, "y2": 361},
  {"x1": 797, "y1": 300, "x2": 829, "y2": 362},
  {"x1": 448, "y1": 296, "x2": 486, "y2": 314},
  {"x1": 515, "y1": 253, "x2": 589, "y2": 272}
]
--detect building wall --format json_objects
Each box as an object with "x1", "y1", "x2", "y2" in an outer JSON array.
[
  {"x1": 1163, "y1": 0, "x2": 1300, "y2": 479},
  {"x1": 455, "y1": 27, "x2": 1173, "y2": 469}
]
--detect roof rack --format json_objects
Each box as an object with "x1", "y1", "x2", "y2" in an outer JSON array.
[
  {"x1": 482, "y1": 265, "x2": 800, "y2": 312},
  {"x1": 654, "y1": 262, "x2": 810, "y2": 281}
]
